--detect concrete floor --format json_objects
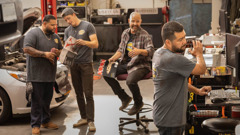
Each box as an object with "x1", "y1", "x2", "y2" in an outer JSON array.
[{"x1": 0, "y1": 62, "x2": 158, "y2": 135}]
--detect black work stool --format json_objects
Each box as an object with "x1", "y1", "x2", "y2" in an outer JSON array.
[
  {"x1": 119, "y1": 103, "x2": 153, "y2": 133},
  {"x1": 202, "y1": 118, "x2": 240, "y2": 135},
  {"x1": 117, "y1": 71, "x2": 153, "y2": 133}
]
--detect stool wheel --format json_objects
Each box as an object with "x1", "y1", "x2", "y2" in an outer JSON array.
[
  {"x1": 119, "y1": 126, "x2": 123, "y2": 132},
  {"x1": 144, "y1": 129, "x2": 149, "y2": 133},
  {"x1": 119, "y1": 103, "x2": 153, "y2": 133}
]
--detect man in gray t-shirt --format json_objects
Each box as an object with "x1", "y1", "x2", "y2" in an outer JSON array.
[
  {"x1": 152, "y1": 21, "x2": 211, "y2": 135},
  {"x1": 61, "y1": 8, "x2": 99, "y2": 132},
  {"x1": 23, "y1": 15, "x2": 62, "y2": 135}
]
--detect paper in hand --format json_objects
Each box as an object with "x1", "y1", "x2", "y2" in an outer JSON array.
[{"x1": 64, "y1": 36, "x2": 78, "y2": 54}]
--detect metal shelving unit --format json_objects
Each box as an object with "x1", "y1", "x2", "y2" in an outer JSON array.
[{"x1": 56, "y1": 0, "x2": 88, "y2": 36}]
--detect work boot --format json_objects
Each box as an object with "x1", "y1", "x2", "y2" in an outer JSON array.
[
  {"x1": 32, "y1": 127, "x2": 40, "y2": 135},
  {"x1": 73, "y1": 119, "x2": 88, "y2": 127},
  {"x1": 88, "y1": 122, "x2": 96, "y2": 132},
  {"x1": 119, "y1": 96, "x2": 132, "y2": 110},
  {"x1": 128, "y1": 102, "x2": 144, "y2": 115},
  {"x1": 41, "y1": 121, "x2": 59, "y2": 129}
]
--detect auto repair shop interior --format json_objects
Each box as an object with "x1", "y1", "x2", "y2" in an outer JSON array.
[{"x1": 0, "y1": 0, "x2": 240, "y2": 135}]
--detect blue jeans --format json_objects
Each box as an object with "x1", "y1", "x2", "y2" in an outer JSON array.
[{"x1": 157, "y1": 125, "x2": 185, "y2": 135}]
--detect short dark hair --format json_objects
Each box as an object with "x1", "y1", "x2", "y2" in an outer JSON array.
[
  {"x1": 43, "y1": 15, "x2": 56, "y2": 23},
  {"x1": 161, "y1": 21, "x2": 184, "y2": 42},
  {"x1": 61, "y1": 8, "x2": 78, "y2": 18}
]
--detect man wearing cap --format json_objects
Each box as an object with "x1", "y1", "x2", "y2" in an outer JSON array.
[{"x1": 61, "y1": 8, "x2": 98, "y2": 132}]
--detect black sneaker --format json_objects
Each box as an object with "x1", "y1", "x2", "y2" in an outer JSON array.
[
  {"x1": 127, "y1": 102, "x2": 144, "y2": 115},
  {"x1": 119, "y1": 97, "x2": 132, "y2": 110}
]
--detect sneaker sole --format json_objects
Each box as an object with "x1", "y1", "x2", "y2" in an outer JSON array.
[
  {"x1": 41, "y1": 125, "x2": 58, "y2": 130},
  {"x1": 41, "y1": 127, "x2": 58, "y2": 130},
  {"x1": 128, "y1": 104, "x2": 144, "y2": 116},
  {"x1": 89, "y1": 129, "x2": 96, "y2": 132},
  {"x1": 32, "y1": 132, "x2": 40, "y2": 135},
  {"x1": 73, "y1": 123, "x2": 88, "y2": 127},
  {"x1": 32, "y1": 128, "x2": 40, "y2": 135}
]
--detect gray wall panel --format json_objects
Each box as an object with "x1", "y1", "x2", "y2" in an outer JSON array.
[
  {"x1": 192, "y1": 3, "x2": 212, "y2": 36},
  {"x1": 169, "y1": 0, "x2": 211, "y2": 36}
]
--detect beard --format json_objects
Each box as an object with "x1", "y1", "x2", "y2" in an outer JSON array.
[
  {"x1": 45, "y1": 28, "x2": 55, "y2": 35},
  {"x1": 172, "y1": 44, "x2": 186, "y2": 53},
  {"x1": 130, "y1": 25, "x2": 140, "y2": 32}
]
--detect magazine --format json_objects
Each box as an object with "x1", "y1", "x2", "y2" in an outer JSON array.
[{"x1": 59, "y1": 36, "x2": 78, "y2": 66}]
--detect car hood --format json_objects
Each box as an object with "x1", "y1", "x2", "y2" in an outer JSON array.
[
  {"x1": 22, "y1": 7, "x2": 42, "y2": 35},
  {"x1": 0, "y1": 0, "x2": 23, "y2": 46},
  {"x1": 10, "y1": 7, "x2": 42, "y2": 47}
]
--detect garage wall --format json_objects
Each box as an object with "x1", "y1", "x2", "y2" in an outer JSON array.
[
  {"x1": 90, "y1": 0, "x2": 166, "y2": 9},
  {"x1": 22, "y1": 0, "x2": 41, "y2": 10},
  {"x1": 20, "y1": 0, "x2": 166, "y2": 10},
  {"x1": 170, "y1": 0, "x2": 212, "y2": 36},
  {"x1": 20, "y1": 0, "x2": 166, "y2": 12}
]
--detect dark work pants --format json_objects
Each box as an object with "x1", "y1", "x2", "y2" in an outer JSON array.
[
  {"x1": 157, "y1": 125, "x2": 185, "y2": 135},
  {"x1": 103, "y1": 63, "x2": 149, "y2": 104},
  {"x1": 31, "y1": 82, "x2": 54, "y2": 128},
  {"x1": 70, "y1": 63, "x2": 94, "y2": 122}
]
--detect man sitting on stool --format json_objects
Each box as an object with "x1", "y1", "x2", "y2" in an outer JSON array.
[{"x1": 103, "y1": 12, "x2": 154, "y2": 115}]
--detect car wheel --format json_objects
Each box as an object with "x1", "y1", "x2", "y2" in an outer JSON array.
[{"x1": 0, "y1": 88, "x2": 12, "y2": 124}]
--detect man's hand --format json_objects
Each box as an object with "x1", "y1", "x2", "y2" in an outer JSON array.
[
  {"x1": 108, "y1": 51, "x2": 122, "y2": 63},
  {"x1": 51, "y1": 48, "x2": 61, "y2": 56},
  {"x1": 108, "y1": 57, "x2": 115, "y2": 63},
  {"x1": 44, "y1": 52, "x2": 56, "y2": 65},
  {"x1": 188, "y1": 40, "x2": 203, "y2": 57},
  {"x1": 75, "y1": 39, "x2": 86, "y2": 46},
  {"x1": 128, "y1": 46, "x2": 141, "y2": 58},
  {"x1": 198, "y1": 86, "x2": 212, "y2": 96}
]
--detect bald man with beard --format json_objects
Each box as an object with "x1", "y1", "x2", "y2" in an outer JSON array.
[{"x1": 103, "y1": 12, "x2": 154, "y2": 115}]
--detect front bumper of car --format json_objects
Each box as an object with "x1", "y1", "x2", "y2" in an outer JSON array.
[{"x1": 0, "y1": 63, "x2": 71, "y2": 115}]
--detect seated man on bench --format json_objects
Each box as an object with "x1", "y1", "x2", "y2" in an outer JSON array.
[{"x1": 103, "y1": 12, "x2": 154, "y2": 115}]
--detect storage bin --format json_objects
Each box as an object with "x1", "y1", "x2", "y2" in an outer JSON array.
[
  {"x1": 68, "y1": 2, "x2": 75, "y2": 6},
  {"x1": 76, "y1": 1, "x2": 88, "y2": 6}
]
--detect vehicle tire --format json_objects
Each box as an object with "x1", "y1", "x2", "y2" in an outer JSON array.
[{"x1": 0, "y1": 88, "x2": 12, "y2": 124}]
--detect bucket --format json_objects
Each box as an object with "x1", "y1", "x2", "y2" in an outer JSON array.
[{"x1": 232, "y1": 106, "x2": 240, "y2": 118}]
